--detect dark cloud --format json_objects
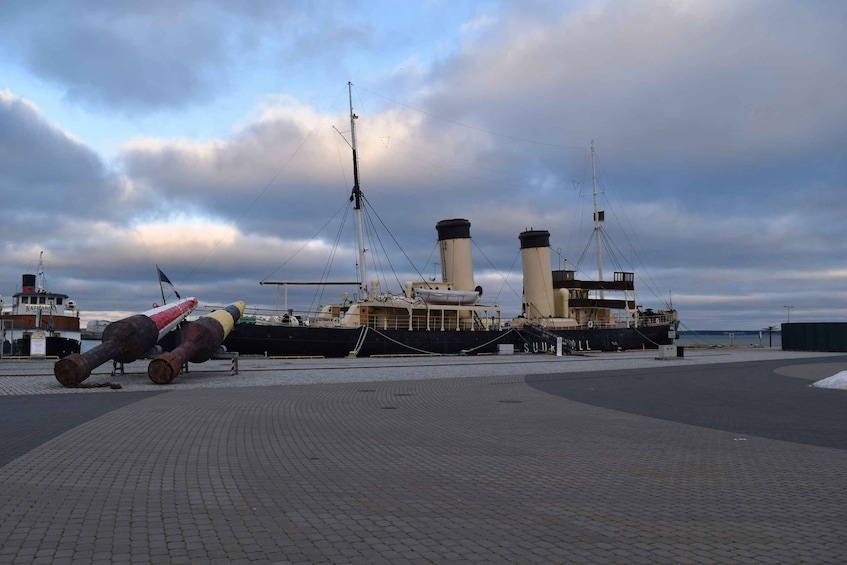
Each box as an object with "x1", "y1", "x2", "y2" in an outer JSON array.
[
  {"x1": 424, "y1": 1, "x2": 847, "y2": 174},
  {"x1": 0, "y1": 92, "x2": 122, "y2": 224},
  {"x1": 27, "y1": 23, "x2": 213, "y2": 112},
  {"x1": 0, "y1": 0, "x2": 358, "y2": 114}
]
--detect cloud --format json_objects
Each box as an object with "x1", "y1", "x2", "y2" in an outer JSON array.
[
  {"x1": 0, "y1": 0, "x2": 844, "y2": 332},
  {"x1": 424, "y1": 0, "x2": 847, "y2": 170},
  {"x1": 0, "y1": 1, "x2": 350, "y2": 114},
  {"x1": 0, "y1": 90, "x2": 123, "y2": 224}
]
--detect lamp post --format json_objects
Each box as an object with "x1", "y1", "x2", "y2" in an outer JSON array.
[
  {"x1": 783, "y1": 305, "x2": 794, "y2": 323},
  {"x1": 763, "y1": 326, "x2": 775, "y2": 347}
]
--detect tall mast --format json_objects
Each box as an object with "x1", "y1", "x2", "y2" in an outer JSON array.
[
  {"x1": 348, "y1": 82, "x2": 368, "y2": 299},
  {"x1": 35, "y1": 250, "x2": 45, "y2": 330},
  {"x1": 36, "y1": 250, "x2": 46, "y2": 293},
  {"x1": 591, "y1": 141, "x2": 604, "y2": 297}
]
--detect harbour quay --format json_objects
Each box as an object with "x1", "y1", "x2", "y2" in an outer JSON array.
[{"x1": 1, "y1": 347, "x2": 846, "y2": 564}]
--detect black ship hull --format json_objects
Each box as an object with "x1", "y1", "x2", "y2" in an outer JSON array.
[
  {"x1": 223, "y1": 322, "x2": 673, "y2": 357},
  {"x1": 223, "y1": 324, "x2": 516, "y2": 357},
  {"x1": 550, "y1": 324, "x2": 673, "y2": 353},
  {"x1": 4, "y1": 336, "x2": 81, "y2": 358}
]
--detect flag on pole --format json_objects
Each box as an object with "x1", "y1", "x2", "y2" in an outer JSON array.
[{"x1": 156, "y1": 266, "x2": 182, "y2": 299}]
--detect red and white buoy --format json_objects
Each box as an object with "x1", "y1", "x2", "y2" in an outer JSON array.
[{"x1": 54, "y1": 297, "x2": 198, "y2": 387}]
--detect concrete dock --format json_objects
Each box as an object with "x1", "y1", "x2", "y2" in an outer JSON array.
[{"x1": 1, "y1": 348, "x2": 846, "y2": 563}]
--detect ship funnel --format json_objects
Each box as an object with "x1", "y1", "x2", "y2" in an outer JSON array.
[
  {"x1": 519, "y1": 229, "x2": 554, "y2": 319},
  {"x1": 22, "y1": 274, "x2": 36, "y2": 293},
  {"x1": 436, "y1": 219, "x2": 474, "y2": 291}
]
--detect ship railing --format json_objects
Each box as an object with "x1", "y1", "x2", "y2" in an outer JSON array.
[
  {"x1": 581, "y1": 319, "x2": 628, "y2": 330},
  {"x1": 472, "y1": 312, "x2": 488, "y2": 331},
  {"x1": 583, "y1": 312, "x2": 675, "y2": 330},
  {"x1": 217, "y1": 304, "x2": 506, "y2": 332},
  {"x1": 639, "y1": 313, "x2": 676, "y2": 327},
  {"x1": 211, "y1": 305, "x2": 329, "y2": 326}
]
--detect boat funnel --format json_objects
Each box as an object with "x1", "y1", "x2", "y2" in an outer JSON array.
[
  {"x1": 436, "y1": 219, "x2": 474, "y2": 291},
  {"x1": 519, "y1": 229, "x2": 555, "y2": 319},
  {"x1": 22, "y1": 274, "x2": 36, "y2": 293}
]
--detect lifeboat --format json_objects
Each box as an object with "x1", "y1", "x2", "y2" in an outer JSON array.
[{"x1": 415, "y1": 288, "x2": 480, "y2": 306}]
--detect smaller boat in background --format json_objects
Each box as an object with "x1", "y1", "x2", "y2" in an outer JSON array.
[
  {"x1": 0, "y1": 252, "x2": 81, "y2": 358},
  {"x1": 81, "y1": 319, "x2": 110, "y2": 340}
]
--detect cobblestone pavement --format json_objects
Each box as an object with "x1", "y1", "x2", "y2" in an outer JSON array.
[
  {"x1": 0, "y1": 347, "x2": 840, "y2": 396},
  {"x1": 1, "y1": 349, "x2": 846, "y2": 564}
]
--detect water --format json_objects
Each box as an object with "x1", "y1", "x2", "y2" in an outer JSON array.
[{"x1": 676, "y1": 331, "x2": 781, "y2": 348}]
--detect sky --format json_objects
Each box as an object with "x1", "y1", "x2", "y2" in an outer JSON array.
[{"x1": 1, "y1": 0, "x2": 845, "y2": 332}]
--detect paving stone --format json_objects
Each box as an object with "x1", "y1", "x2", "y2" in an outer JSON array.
[{"x1": 1, "y1": 351, "x2": 846, "y2": 563}]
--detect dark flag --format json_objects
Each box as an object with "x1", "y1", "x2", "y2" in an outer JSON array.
[{"x1": 156, "y1": 266, "x2": 182, "y2": 300}]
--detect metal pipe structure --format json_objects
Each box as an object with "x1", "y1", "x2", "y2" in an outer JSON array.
[
  {"x1": 54, "y1": 297, "x2": 198, "y2": 387},
  {"x1": 147, "y1": 301, "x2": 244, "y2": 385}
]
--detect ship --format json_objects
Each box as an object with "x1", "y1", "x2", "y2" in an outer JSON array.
[
  {"x1": 221, "y1": 84, "x2": 677, "y2": 358},
  {"x1": 0, "y1": 252, "x2": 82, "y2": 358},
  {"x1": 508, "y1": 226, "x2": 676, "y2": 352}
]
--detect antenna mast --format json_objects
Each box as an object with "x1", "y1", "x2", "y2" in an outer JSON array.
[
  {"x1": 36, "y1": 250, "x2": 46, "y2": 293},
  {"x1": 591, "y1": 141, "x2": 604, "y2": 297},
  {"x1": 348, "y1": 82, "x2": 368, "y2": 299}
]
